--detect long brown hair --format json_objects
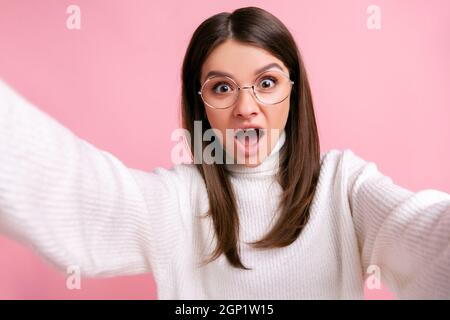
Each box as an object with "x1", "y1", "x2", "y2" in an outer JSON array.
[{"x1": 181, "y1": 6, "x2": 321, "y2": 270}]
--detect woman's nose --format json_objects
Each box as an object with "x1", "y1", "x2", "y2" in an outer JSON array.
[{"x1": 232, "y1": 87, "x2": 260, "y2": 119}]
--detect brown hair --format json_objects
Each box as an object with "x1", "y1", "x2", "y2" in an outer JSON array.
[{"x1": 181, "y1": 6, "x2": 321, "y2": 270}]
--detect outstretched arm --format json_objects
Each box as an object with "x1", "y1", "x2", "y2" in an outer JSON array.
[
  {"x1": 0, "y1": 79, "x2": 186, "y2": 282},
  {"x1": 344, "y1": 149, "x2": 450, "y2": 299}
]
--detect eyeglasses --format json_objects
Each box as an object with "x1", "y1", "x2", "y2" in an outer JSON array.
[{"x1": 197, "y1": 69, "x2": 294, "y2": 109}]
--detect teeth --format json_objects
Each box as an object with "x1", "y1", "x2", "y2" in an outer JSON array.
[
  {"x1": 235, "y1": 128, "x2": 257, "y2": 138},
  {"x1": 235, "y1": 128, "x2": 258, "y2": 134}
]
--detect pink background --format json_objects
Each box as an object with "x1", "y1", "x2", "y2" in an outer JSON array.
[{"x1": 0, "y1": 0, "x2": 449, "y2": 299}]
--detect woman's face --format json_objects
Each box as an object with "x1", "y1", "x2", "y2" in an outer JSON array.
[{"x1": 200, "y1": 39, "x2": 291, "y2": 167}]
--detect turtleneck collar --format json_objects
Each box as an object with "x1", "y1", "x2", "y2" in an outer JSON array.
[{"x1": 225, "y1": 129, "x2": 286, "y2": 176}]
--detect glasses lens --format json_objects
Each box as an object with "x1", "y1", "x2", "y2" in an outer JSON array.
[
  {"x1": 254, "y1": 70, "x2": 292, "y2": 105},
  {"x1": 201, "y1": 76, "x2": 238, "y2": 109},
  {"x1": 200, "y1": 70, "x2": 292, "y2": 109}
]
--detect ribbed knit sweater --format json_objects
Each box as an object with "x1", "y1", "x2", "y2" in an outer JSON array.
[{"x1": 0, "y1": 79, "x2": 449, "y2": 299}]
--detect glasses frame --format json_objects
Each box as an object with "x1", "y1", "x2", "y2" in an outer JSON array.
[{"x1": 197, "y1": 69, "x2": 295, "y2": 110}]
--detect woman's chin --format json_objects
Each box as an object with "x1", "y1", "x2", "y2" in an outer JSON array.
[
  {"x1": 235, "y1": 150, "x2": 269, "y2": 167},
  {"x1": 242, "y1": 160, "x2": 262, "y2": 168}
]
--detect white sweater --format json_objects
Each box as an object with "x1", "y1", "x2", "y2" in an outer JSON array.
[{"x1": 0, "y1": 79, "x2": 449, "y2": 300}]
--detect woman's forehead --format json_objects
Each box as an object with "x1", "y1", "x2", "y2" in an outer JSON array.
[{"x1": 201, "y1": 40, "x2": 288, "y2": 83}]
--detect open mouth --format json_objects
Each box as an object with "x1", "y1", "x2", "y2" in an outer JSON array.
[
  {"x1": 233, "y1": 128, "x2": 266, "y2": 157},
  {"x1": 234, "y1": 128, "x2": 263, "y2": 144}
]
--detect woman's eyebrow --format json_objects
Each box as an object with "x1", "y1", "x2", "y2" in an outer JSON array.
[
  {"x1": 204, "y1": 62, "x2": 284, "y2": 80},
  {"x1": 253, "y1": 62, "x2": 284, "y2": 76}
]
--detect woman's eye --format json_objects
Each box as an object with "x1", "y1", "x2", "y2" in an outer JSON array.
[
  {"x1": 213, "y1": 82, "x2": 233, "y2": 94},
  {"x1": 259, "y1": 77, "x2": 277, "y2": 89}
]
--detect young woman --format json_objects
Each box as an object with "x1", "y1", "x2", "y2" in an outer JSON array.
[{"x1": 0, "y1": 6, "x2": 449, "y2": 300}]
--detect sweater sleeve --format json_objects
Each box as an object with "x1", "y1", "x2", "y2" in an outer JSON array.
[
  {"x1": 343, "y1": 149, "x2": 450, "y2": 299},
  {"x1": 0, "y1": 79, "x2": 186, "y2": 281}
]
